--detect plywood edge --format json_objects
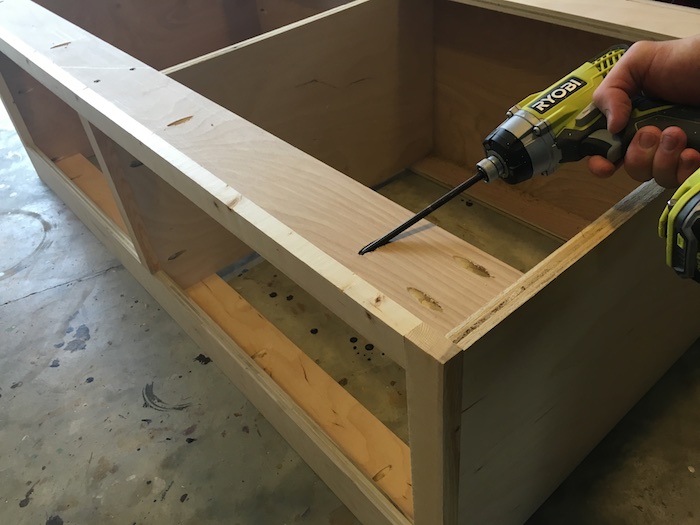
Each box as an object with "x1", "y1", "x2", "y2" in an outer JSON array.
[
  {"x1": 448, "y1": 180, "x2": 665, "y2": 348},
  {"x1": 187, "y1": 273, "x2": 414, "y2": 519},
  {"x1": 162, "y1": 0, "x2": 369, "y2": 76},
  {"x1": 405, "y1": 325, "x2": 463, "y2": 525},
  {"x1": 26, "y1": 148, "x2": 411, "y2": 525},
  {"x1": 449, "y1": 0, "x2": 700, "y2": 40}
]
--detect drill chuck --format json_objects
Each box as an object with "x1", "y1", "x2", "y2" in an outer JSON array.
[{"x1": 481, "y1": 107, "x2": 562, "y2": 184}]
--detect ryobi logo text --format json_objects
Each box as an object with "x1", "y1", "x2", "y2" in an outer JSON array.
[{"x1": 528, "y1": 77, "x2": 587, "y2": 114}]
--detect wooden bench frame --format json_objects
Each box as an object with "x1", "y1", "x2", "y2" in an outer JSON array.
[{"x1": 2, "y1": 1, "x2": 700, "y2": 523}]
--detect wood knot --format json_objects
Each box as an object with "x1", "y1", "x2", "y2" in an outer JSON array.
[
  {"x1": 453, "y1": 256, "x2": 491, "y2": 278},
  {"x1": 407, "y1": 287, "x2": 443, "y2": 312}
]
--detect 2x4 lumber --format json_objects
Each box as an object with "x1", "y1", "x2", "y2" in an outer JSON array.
[
  {"x1": 450, "y1": 183, "x2": 700, "y2": 525},
  {"x1": 0, "y1": 0, "x2": 523, "y2": 353},
  {"x1": 433, "y1": 1, "x2": 640, "y2": 239},
  {"x1": 188, "y1": 274, "x2": 413, "y2": 519},
  {"x1": 86, "y1": 123, "x2": 253, "y2": 289},
  {"x1": 166, "y1": 0, "x2": 434, "y2": 188},
  {"x1": 24, "y1": 146, "x2": 411, "y2": 525},
  {"x1": 405, "y1": 327, "x2": 463, "y2": 525},
  {"x1": 448, "y1": 0, "x2": 700, "y2": 41}
]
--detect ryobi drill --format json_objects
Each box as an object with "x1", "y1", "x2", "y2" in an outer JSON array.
[{"x1": 360, "y1": 44, "x2": 700, "y2": 283}]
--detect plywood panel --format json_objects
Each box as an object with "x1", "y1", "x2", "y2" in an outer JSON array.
[{"x1": 167, "y1": 0, "x2": 434, "y2": 187}]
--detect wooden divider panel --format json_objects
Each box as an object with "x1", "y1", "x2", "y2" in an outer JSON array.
[
  {"x1": 167, "y1": 0, "x2": 434, "y2": 187},
  {"x1": 87, "y1": 125, "x2": 253, "y2": 288}
]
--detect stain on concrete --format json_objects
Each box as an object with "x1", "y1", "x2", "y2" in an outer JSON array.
[
  {"x1": 194, "y1": 354, "x2": 211, "y2": 365},
  {"x1": 18, "y1": 480, "x2": 37, "y2": 507},
  {"x1": 91, "y1": 457, "x2": 119, "y2": 483},
  {"x1": 46, "y1": 516, "x2": 63, "y2": 525},
  {"x1": 142, "y1": 383, "x2": 191, "y2": 412}
]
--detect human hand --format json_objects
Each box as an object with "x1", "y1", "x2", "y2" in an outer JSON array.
[{"x1": 588, "y1": 36, "x2": 700, "y2": 188}]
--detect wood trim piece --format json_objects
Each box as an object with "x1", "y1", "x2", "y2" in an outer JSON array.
[
  {"x1": 26, "y1": 146, "x2": 412, "y2": 525},
  {"x1": 188, "y1": 274, "x2": 413, "y2": 519},
  {"x1": 449, "y1": 0, "x2": 700, "y2": 41},
  {"x1": 405, "y1": 327, "x2": 463, "y2": 525}
]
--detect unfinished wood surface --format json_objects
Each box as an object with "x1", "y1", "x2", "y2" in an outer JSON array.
[
  {"x1": 449, "y1": 183, "x2": 700, "y2": 525},
  {"x1": 434, "y1": 1, "x2": 640, "y2": 237},
  {"x1": 0, "y1": 0, "x2": 523, "y2": 347},
  {"x1": 54, "y1": 154, "x2": 127, "y2": 232},
  {"x1": 188, "y1": 274, "x2": 413, "y2": 519},
  {"x1": 33, "y1": 0, "x2": 259, "y2": 71},
  {"x1": 167, "y1": 0, "x2": 433, "y2": 187},
  {"x1": 405, "y1": 327, "x2": 463, "y2": 525},
  {"x1": 450, "y1": 0, "x2": 700, "y2": 41},
  {"x1": 87, "y1": 125, "x2": 252, "y2": 289},
  {"x1": 26, "y1": 147, "x2": 410, "y2": 525},
  {"x1": 0, "y1": 52, "x2": 93, "y2": 161},
  {"x1": 34, "y1": 0, "x2": 353, "y2": 71},
  {"x1": 256, "y1": 0, "x2": 351, "y2": 33}
]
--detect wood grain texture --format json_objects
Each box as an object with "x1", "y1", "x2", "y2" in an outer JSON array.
[
  {"x1": 188, "y1": 274, "x2": 413, "y2": 518},
  {"x1": 449, "y1": 0, "x2": 700, "y2": 41},
  {"x1": 0, "y1": 0, "x2": 522, "y2": 345},
  {"x1": 88, "y1": 125, "x2": 253, "y2": 289},
  {"x1": 167, "y1": 0, "x2": 434, "y2": 187},
  {"x1": 450, "y1": 184, "x2": 700, "y2": 525},
  {"x1": 25, "y1": 147, "x2": 410, "y2": 525},
  {"x1": 434, "y1": 1, "x2": 641, "y2": 238}
]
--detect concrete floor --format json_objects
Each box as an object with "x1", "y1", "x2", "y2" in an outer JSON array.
[{"x1": 2, "y1": 98, "x2": 700, "y2": 525}]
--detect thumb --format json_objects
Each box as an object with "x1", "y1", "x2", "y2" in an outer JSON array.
[{"x1": 593, "y1": 85, "x2": 633, "y2": 135}]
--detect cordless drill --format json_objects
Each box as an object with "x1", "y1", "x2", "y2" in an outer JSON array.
[{"x1": 360, "y1": 44, "x2": 700, "y2": 283}]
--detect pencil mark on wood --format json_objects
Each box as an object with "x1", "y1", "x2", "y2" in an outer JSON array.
[
  {"x1": 453, "y1": 256, "x2": 492, "y2": 278},
  {"x1": 407, "y1": 287, "x2": 443, "y2": 312},
  {"x1": 167, "y1": 249, "x2": 186, "y2": 261},
  {"x1": 166, "y1": 116, "x2": 193, "y2": 127},
  {"x1": 372, "y1": 464, "x2": 392, "y2": 482}
]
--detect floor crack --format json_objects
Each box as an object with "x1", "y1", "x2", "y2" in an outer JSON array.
[{"x1": 0, "y1": 263, "x2": 123, "y2": 307}]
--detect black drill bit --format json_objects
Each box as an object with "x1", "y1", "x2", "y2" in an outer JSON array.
[{"x1": 358, "y1": 170, "x2": 487, "y2": 255}]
